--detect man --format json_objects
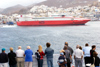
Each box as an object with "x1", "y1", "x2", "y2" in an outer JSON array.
[
  {"x1": 64, "y1": 46, "x2": 72, "y2": 67},
  {"x1": 74, "y1": 45, "x2": 83, "y2": 67},
  {"x1": 45, "y1": 42, "x2": 54, "y2": 67},
  {"x1": 64, "y1": 42, "x2": 73, "y2": 55},
  {"x1": 8, "y1": 47, "x2": 17, "y2": 67},
  {"x1": 16, "y1": 46, "x2": 24, "y2": 67},
  {"x1": 83, "y1": 43, "x2": 91, "y2": 66},
  {"x1": 0, "y1": 48, "x2": 8, "y2": 67},
  {"x1": 90, "y1": 45, "x2": 97, "y2": 64},
  {"x1": 24, "y1": 46, "x2": 33, "y2": 67}
]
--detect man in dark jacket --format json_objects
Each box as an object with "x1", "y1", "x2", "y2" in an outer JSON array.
[
  {"x1": 0, "y1": 48, "x2": 8, "y2": 67},
  {"x1": 64, "y1": 46, "x2": 72, "y2": 67},
  {"x1": 8, "y1": 47, "x2": 17, "y2": 67},
  {"x1": 63, "y1": 42, "x2": 73, "y2": 56},
  {"x1": 45, "y1": 42, "x2": 54, "y2": 67}
]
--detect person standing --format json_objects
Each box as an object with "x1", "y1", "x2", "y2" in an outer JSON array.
[
  {"x1": 38, "y1": 45, "x2": 45, "y2": 67},
  {"x1": 45, "y1": 42, "x2": 54, "y2": 67},
  {"x1": 8, "y1": 47, "x2": 17, "y2": 67},
  {"x1": 74, "y1": 45, "x2": 83, "y2": 67},
  {"x1": 83, "y1": 43, "x2": 91, "y2": 66},
  {"x1": 16, "y1": 46, "x2": 24, "y2": 67},
  {"x1": 90, "y1": 45, "x2": 98, "y2": 64},
  {"x1": 64, "y1": 42, "x2": 73, "y2": 56},
  {"x1": 64, "y1": 46, "x2": 72, "y2": 67},
  {"x1": 0, "y1": 48, "x2": 8, "y2": 67},
  {"x1": 35, "y1": 50, "x2": 40, "y2": 67},
  {"x1": 24, "y1": 46, "x2": 33, "y2": 67}
]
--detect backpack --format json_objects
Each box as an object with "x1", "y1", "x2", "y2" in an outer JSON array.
[{"x1": 35, "y1": 52, "x2": 40, "y2": 59}]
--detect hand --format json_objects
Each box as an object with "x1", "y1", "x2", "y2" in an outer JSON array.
[{"x1": 58, "y1": 63, "x2": 61, "y2": 65}]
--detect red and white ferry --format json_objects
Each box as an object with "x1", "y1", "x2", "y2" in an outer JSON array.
[{"x1": 16, "y1": 16, "x2": 90, "y2": 26}]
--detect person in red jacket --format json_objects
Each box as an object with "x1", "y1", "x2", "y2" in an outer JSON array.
[{"x1": 38, "y1": 45, "x2": 45, "y2": 67}]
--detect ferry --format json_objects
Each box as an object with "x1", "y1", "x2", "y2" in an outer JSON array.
[{"x1": 16, "y1": 16, "x2": 90, "y2": 26}]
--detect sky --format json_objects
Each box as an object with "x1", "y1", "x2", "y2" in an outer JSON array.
[{"x1": 0, "y1": 0, "x2": 46, "y2": 9}]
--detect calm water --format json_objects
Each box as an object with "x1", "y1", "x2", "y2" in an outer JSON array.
[{"x1": 0, "y1": 21, "x2": 100, "y2": 54}]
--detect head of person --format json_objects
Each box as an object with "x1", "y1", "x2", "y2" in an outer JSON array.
[
  {"x1": 93, "y1": 52, "x2": 98, "y2": 57},
  {"x1": 65, "y1": 42, "x2": 68, "y2": 46},
  {"x1": 92, "y1": 45, "x2": 96, "y2": 50},
  {"x1": 37, "y1": 50, "x2": 39, "y2": 52},
  {"x1": 38, "y1": 45, "x2": 43, "y2": 53},
  {"x1": 60, "y1": 50, "x2": 65, "y2": 53},
  {"x1": 79, "y1": 46, "x2": 82, "y2": 50},
  {"x1": 10, "y1": 47, "x2": 13, "y2": 52},
  {"x1": 64, "y1": 46, "x2": 67, "y2": 50},
  {"x1": 60, "y1": 52, "x2": 64, "y2": 56},
  {"x1": 27, "y1": 46, "x2": 31, "y2": 49},
  {"x1": 18, "y1": 46, "x2": 21, "y2": 49},
  {"x1": 76, "y1": 45, "x2": 79, "y2": 49},
  {"x1": 85, "y1": 43, "x2": 89, "y2": 46},
  {"x1": 2, "y1": 48, "x2": 6, "y2": 53},
  {"x1": 46, "y1": 42, "x2": 51, "y2": 47}
]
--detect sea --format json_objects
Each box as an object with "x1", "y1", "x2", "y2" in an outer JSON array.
[{"x1": 0, "y1": 21, "x2": 100, "y2": 66}]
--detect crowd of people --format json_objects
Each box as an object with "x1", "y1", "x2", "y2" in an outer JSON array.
[
  {"x1": 0, "y1": 42, "x2": 99, "y2": 67},
  {"x1": 58, "y1": 42, "x2": 100, "y2": 67},
  {"x1": 0, "y1": 42, "x2": 54, "y2": 67}
]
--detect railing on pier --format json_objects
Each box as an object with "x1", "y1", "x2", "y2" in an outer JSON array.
[{"x1": 32, "y1": 54, "x2": 59, "y2": 67}]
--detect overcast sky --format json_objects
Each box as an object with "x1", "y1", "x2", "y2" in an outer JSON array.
[{"x1": 0, "y1": 0, "x2": 46, "y2": 9}]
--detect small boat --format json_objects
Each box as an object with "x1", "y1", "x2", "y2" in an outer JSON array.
[{"x1": 7, "y1": 21, "x2": 14, "y2": 25}]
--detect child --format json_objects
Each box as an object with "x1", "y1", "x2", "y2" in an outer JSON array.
[
  {"x1": 58, "y1": 53, "x2": 67, "y2": 67},
  {"x1": 35, "y1": 50, "x2": 40, "y2": 67}
]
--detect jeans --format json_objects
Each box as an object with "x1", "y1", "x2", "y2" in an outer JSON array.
[
  {"x1": 0, "y1": 63, "x2": 8, "y2": 67},
  {"x1": 40, "y1": 59, "x2": 43, "y2": 67},
  {"x1": 9, "y1": 64, "x2": 17, "y2": 67},
  {"x1": 37, "y1": 59, "x2": 40, "y2": 67},
  {"x1": 66, "y1": 58, "x2": 71, "y2": 67},
  {"x1": 95, "y1": 66, "x2": 99, "y2": 67},
  {"x1": 75, "y1": 58, "x2": 82, "y2": 67},
  {"x1": 47, "y1": 58, "x2": 53, "y2": 67}
]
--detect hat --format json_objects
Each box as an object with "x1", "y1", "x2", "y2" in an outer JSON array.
[
  {"x1": 60, "y1": 52, "x2": 64, "y2": 55},
  {"x1": 2, "y1": 48, "x2": 6, "y2": 51}
]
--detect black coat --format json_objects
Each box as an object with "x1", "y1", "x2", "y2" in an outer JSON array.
[
  {"x1": 0, "y1": 52, "x2": 8, "y2": 63},
  {"x1": 8, "y1": 51, "x2": 17, "y2": 65},
  {"x1": 94, "y1": 56, "x2": 100, "y2": 66}
]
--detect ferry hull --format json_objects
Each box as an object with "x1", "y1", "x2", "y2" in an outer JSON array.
[{"x1": 17, "y1": 20, "x2": 90, "y2": 26}]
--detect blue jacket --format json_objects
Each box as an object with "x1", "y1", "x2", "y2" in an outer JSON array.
[
  {"x1": 25, "y1": 49, "x2": 33, "y2": 62},
  {"x1": 45, "y1": 47, "x2": 54, "y2": 58}
]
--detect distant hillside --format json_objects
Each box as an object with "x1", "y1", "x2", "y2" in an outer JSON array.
[
  {"x1": 90, "y1": 1, "x2": 100, "y2": 7},
  {"x1": 0, "y1": 8, "x2": 3, "y2": 13},
  {"x1": 1, "y1": 5, "x2": 26, "y2": 15},
  {"x1": 0, "y1": 0, "x2": 99, "y2": 15},
  {"x1": 36, "y1": 0, "x2": 97, "y2": 8}
]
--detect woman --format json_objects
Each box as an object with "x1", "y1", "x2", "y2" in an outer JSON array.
[
  {"x1": 38, "y1": 45, "x2": 45, "y2": 67},
  {"x1": 8, "y1": 47, "x2": 17, "y2": 67},
  {"x1": 60, "y1": 50, "x2": 65, "y2": 56}
]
